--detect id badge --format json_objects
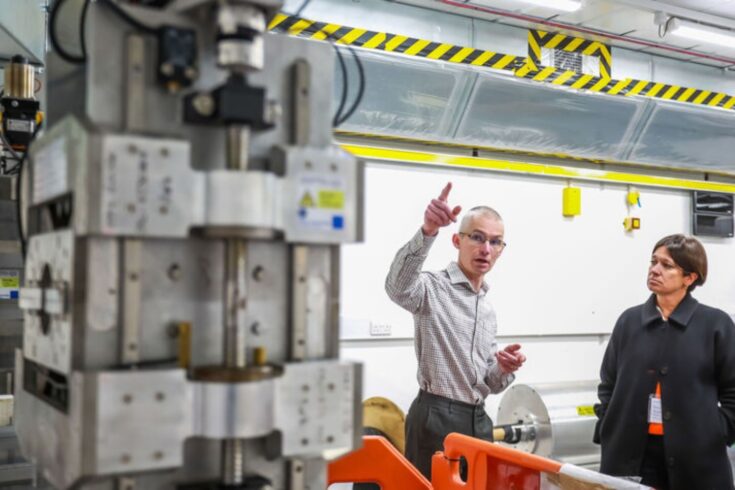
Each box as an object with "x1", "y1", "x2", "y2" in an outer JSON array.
[{"x1": 648, "y1": 395, "x2": 662, "y2": 424}]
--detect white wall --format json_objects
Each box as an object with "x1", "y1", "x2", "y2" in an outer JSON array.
[{"x1": 338, "y1": 161, "x2": 735, "y2": 420}]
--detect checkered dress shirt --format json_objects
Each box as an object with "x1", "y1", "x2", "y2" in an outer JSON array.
[{"x1": 386, "y1": 228, "x2": 514, "y2": 405}]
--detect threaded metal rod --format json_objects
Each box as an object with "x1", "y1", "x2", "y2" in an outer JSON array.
[{"x1": 221, "y1": 125, "x2": 250, "y2": 486}]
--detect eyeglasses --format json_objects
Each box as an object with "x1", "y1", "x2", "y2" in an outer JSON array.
[{"x1": 459, "y1": 232, "x2": 507, "y2": 251}]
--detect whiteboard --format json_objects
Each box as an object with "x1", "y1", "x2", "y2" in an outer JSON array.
[{"x1": 340, "y1": 162, "x2": 735, "y2": 338}]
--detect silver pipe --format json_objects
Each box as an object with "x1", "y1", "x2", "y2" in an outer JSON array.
[{"x1": 221, "y1": 125, "x2": 251, "y2": 486}]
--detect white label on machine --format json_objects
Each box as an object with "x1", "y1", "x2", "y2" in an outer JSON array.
[
  {"x1": 6, "y1": 119, "x2": 33, "y2": 132},
  {"x1": 33, "y1": 137, "x2": 68, "y2": 204},
  {"x1": 296, "y1": 175, "x2": 346, "y2": 231},
  {"x1": 648, "y1": 395, "x2": 662, "y2": 424}
]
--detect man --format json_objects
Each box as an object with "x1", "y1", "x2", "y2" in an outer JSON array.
[{"x1": 385, "y1": 182, "x2": 526, "y2": 479}]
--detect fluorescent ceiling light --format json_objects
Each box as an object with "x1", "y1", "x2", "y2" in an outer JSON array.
[
  {"x1": 668, "y1": 18, "x2": 735, "y2": 48},
  {"x1": 514, "y1": 0, "x2": 582, "y2": 12}
]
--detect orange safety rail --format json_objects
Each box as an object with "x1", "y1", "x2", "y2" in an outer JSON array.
[
  {"x1": 432, "y1": 433, "x2": 563, "y2": 490},
  {"x1": 328, "y1": 436, "x2": 432, "y2": 490}
]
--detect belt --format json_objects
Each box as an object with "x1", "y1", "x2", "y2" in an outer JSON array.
[{"x1": 417, "y1": 390, "x2": 485, "y2": 414}]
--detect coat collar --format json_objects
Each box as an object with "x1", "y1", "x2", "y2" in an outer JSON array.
[
  {"x1": 447, "y1": 262, "x2": 489, "y2": 294},
  {"x1": 641, "y1": 293, "x2": 698, "y2": 329}
]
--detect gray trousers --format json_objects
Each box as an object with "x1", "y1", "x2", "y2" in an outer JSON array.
[{"x1": 405, "y1": 390, "x2": 494, "y2": 480}]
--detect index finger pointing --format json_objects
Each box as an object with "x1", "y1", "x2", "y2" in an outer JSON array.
[{"x1": 438, "y1": 182, "x2": 452, "y2": 202}]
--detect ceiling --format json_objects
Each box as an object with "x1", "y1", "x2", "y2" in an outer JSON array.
[{"x1": 403, "y1": 0, "x2": 735, "y2": 68}]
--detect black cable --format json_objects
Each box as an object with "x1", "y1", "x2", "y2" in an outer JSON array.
[
  {"x1": 293, "y1": 0, "x2": 312, "y2": 17},
  {"x1": 49, "y1": 0, "x2": 87, "y2": 64},
  {"x1": 332, "y1": 45, "x2": 349, "y2": 127},
  {"x1": 15, "y1": 121, "x2": 43, "y2": 261},
  {"x1": 336, "y1": 46, "x2": 366, "y2": 126},
  {"x1": 98, "y1": 0, "x2": 158, "y2": 35},
  {"x1": 0, "y1": 130, "x2": 22, "y2": 163},
  {"x1": 79, "y1": 0, "x2": 91, "y2": 60}
]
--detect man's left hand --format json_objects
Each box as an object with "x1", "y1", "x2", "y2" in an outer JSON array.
[{"x1": 496, "y1": 344, "x2": 526, "y2": 374}]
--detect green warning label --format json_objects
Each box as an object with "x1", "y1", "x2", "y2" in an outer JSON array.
[
  {"x1": 318, "y1": 190, "x2": 345, "y2": 210},
  {"x1": 576, "y1": 405, "x2": 596, "y2": 417}
]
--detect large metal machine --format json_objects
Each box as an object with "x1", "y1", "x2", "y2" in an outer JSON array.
[{"x1": 13, "y1": 0, "x2": 364, "y2": 488}]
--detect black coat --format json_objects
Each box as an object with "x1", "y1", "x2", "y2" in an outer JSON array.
[{"x1": 597, "y1": 294, "x2": 735, "y2": 490}]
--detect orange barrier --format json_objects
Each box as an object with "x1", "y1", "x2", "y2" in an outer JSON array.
[
  {"x1": 329, "y1": 433, "x2": 642, "y2": 489},
  {"x1": 327, "y1": 436, "x2": 432, "y2": 490},
  {"x1": 432, "y1": 433, "x2": 562, "y2": 489}
]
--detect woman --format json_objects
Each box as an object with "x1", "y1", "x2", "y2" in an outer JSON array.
[{"x1": 596, "y1": 234, "x2": 735, "y2": 490}]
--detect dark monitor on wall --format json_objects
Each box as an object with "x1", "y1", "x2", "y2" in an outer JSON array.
[{"x1": 693, "y1": 192, "x2": 734, "y2": 238}]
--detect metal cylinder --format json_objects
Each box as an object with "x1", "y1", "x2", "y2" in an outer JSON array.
[
  {"x1": 221, "y1": 125, "x2": 251, "y2": 486},
  {"x1": 496, "y1": 381, "x2": 600, "y2": 468},
  {"x1": 4, "y1": 56, "x2": 34, "y2": 100},
  {"x1": 216, "y1": 3, "x2": 266, "y2": 72}
]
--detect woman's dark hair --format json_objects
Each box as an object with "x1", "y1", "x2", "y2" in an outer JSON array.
[{"x1": 653, "y1": 234, "x2": 707, "y2": 292}]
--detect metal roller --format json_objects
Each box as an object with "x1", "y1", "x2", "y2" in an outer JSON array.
[{"x1": 495, "y1": 381, "x2": 601, "y2": 468}]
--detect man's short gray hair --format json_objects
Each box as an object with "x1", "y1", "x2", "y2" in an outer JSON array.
[{"x1": 459, "y1": 206, "x2": 503, "y2": 232}]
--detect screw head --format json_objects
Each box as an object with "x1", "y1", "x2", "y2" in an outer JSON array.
[
  {"x1": 160, "y1": 62, "x2": 174, "y2": 76},
  {"x1": 192, "y1": 93, "x2": 215, "y2": 117}
]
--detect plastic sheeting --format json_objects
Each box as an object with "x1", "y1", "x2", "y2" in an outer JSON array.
[
  {"x1": 630, "y1": 101, "x2": 735, "y2": 171},
  {"x1": 454, "y1": 74, "x2": 644, "y2": 160},
  {"x1": 335, "y1": 49, "x2": 735, "y2": 174}
]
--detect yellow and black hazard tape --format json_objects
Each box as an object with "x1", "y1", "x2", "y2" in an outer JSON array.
[
  {"x1": 268, "y1": 13, "x2": 526, "y2": 71},
  {"x1": 268, "y1": 13, "x2": 735, "y2": 111},
  {"x1": 526, "y1": 30, "x2": 611, "y2": 80}
]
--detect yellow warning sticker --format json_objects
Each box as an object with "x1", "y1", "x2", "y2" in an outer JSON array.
[
  {"x1": 576, "y1": 405, "x2": 596, "y2": 417},
  {"x1": 0, "y1": 277, "x2": 18, "y2": 288},
  {"x1": 318, "y1": 190, "x2": 345, "y2": 210},
  {"x1": 299, "y1": 191, "x2": 315, "y2": 208}
]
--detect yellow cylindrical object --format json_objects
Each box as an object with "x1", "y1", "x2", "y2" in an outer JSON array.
[
  {"x1": 177, "y1": 322, "x2": 192, "y2": 369},
  {"x1": 626, "y1": 189, "x2": 641, "y2": 206},
  {"x1": 253, "y1": 346, "x2": 267, "y2": 366},
  {"x1": 562, "y1": 186, "x2": 581, "y2": 217},
  {"x1": 4, "y1": 58, "x2": 35, "y2": 100}
]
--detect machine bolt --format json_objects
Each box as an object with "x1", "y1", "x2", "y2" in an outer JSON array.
[
  {"x1": 326, "y1": 436, "x2": 334, "y2": 443},
  {"x1": 153, "y1": 451, "x2": 163, "y2": 460},
  {"x1": 167, "y1": 264, "x2": 182, "y2": 281},
  {"x1": 160, "y1": 62, "x2": 174, "y2": 76},
  {"x1": 301, "y1": 438, "x2": 309, "y2": 446},
  {"x1": 160, "y1": 147, "x2": 169, "y2": 157},
  {"x1": 263, "y1": 100, "x2": 282, "y2": 125},
  {"x1": 123, "y1": 394, "x2": 133, "y2": 404},
  {"x1": 155, "y1": 392, "x2": 165, "y2": 402},
  {"x1": 121, "y1": 454, "x2": 131, "y2": 464},
  {"x1": 192, "y1": 93, "x2": 215, "y2": 117},
  {"x1": 184, "y1": 67, "x2": 198, "y2": 80}
]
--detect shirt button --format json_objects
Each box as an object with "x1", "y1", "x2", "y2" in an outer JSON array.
[
  {"x1": 664, "y1": 411, "x2": 672, "y2": 421},
  {"x1": 659, "y1": 366, "x2": 669, "y2": 375},
  {"x1": 668, "y1": 456, "x2": 675, "y2": 467}
]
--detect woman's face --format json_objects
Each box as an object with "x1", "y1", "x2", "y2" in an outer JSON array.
[{"x1": 647, "y1": 246, "x2": 696, "y2": 295}]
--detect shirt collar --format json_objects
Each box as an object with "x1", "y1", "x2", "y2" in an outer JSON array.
[
  {"x1": 447, "y1": 262, "x2": 489, "y2": 294},
  {"x1": 641, "y1": 293, "x2": 698, "y2": 328}
]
